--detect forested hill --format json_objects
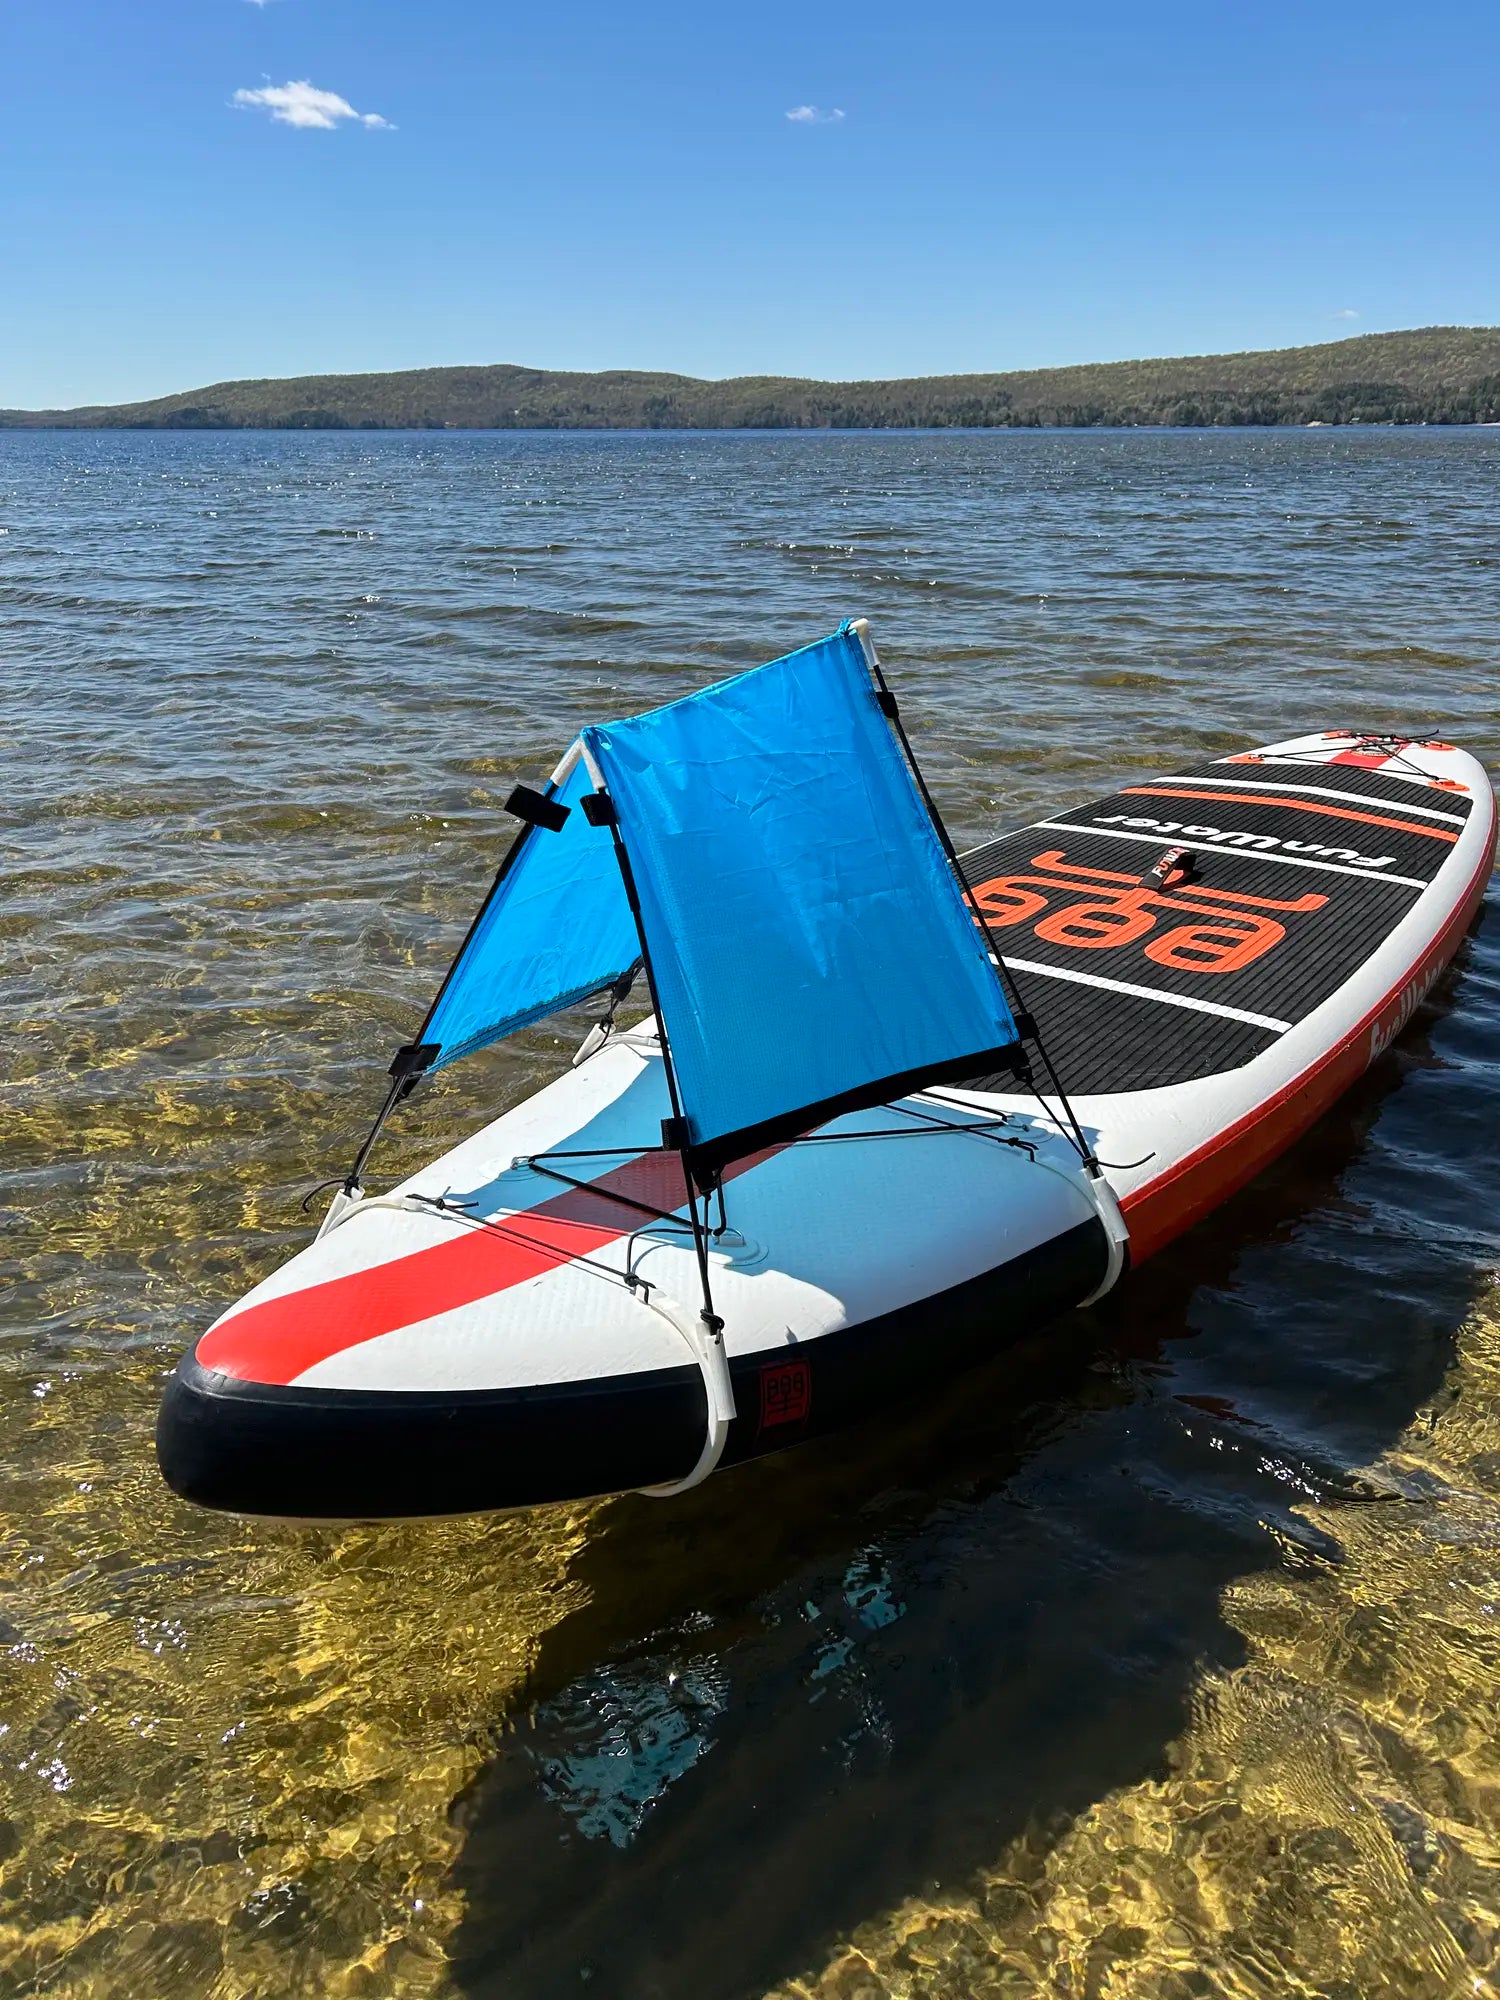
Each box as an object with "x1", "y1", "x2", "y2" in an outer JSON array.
[{"x1": 6, "y1": 327, "x2": 1500, "y2": 430}]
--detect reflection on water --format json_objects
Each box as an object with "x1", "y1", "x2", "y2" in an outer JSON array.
[
  {"x1": 0, "y1": 428, "x2": 1496, "y2": 1998},
  {"x1": 528, "y1": 1633, "x2": 729, "y2": 1850}
]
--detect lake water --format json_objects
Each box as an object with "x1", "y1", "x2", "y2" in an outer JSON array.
[{"x1": 1, "y1": 427, "x2": 1498, "y2": 2000}]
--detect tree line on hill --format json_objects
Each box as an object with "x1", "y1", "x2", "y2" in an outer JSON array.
[
  {"x1": 6, "y1": 329, "x2": 1500, "y2": 430},
  {"x1": 97, "y1": 377, "x2": 1500, "y2": 430}
]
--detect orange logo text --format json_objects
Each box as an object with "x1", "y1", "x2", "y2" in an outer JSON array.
[{"x1": 972, "y1": 851, "x2": 1328, "y2": 976}]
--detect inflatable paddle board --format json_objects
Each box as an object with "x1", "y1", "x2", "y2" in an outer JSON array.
[{"x1": 158, "y1": 728, "x2": 1494, "y2": 1521}]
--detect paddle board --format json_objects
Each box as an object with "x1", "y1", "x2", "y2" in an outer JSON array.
[{"x1": 157, "y1": 730, "x2": 1494, "y2": 1519}]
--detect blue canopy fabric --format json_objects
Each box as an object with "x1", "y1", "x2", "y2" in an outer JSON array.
[
  {"x1": 421, "y1": 748, "x2": 640, "y2": 1070},
  {"x1": 580, "y1": 624, "x2": 1019, "y2": 1171},
  {"x1": 414, "y1": 621, "x2": 1018, "y2": 1168}
]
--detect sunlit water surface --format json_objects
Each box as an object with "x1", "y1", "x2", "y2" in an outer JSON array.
[{"x1": 1, "y1": 428, "x2": 1498, "y2": 1999}]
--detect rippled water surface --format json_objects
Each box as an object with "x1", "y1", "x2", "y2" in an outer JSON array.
[{"x1": 1, "y1": 428, "x2": 1498, "y2": 1999}]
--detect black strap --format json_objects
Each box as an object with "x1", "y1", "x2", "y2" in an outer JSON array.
[{"x1": 505, "y1": 784, "x2": 570, "y2": 833}]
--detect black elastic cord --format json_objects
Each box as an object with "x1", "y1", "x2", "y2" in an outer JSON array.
[
  {"x1": 778, "y1": 1118, "x2": 1035, "y2": 1155},
  {"x1": 518, "y1": 1158, "x2": 692, "y2": 1226},
  {"x1": 392, "y1": 1192, "x2": 648, "y2": 1297},
  {"x1": 597, "y1": 959, "x2": 642, "y2": 1033},
  {"x1": 876, "y1": 1100, "x2": 1039, "y2": 1159},
  {"x1": 1297, "y1": 735, "x2": 1433, "y2": 783}
]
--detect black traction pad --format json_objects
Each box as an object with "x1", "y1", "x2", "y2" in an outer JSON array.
[
  {"x1": 1192, "y1": 754, "x2": 1474, "y2": 817},
  {"x1": 955, "y1": 751, "x2": 1465, "y2": 1095}
]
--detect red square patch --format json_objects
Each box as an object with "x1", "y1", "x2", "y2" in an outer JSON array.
[{"x1": 758, "y1": 1357, "x2": 811, "y2": 1432}]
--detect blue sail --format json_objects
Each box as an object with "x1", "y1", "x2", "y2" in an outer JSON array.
[
  {"x1": 421, "y1": 748, "x2": 640, "y2": 1070},
  {"x1": 415, "y1": 622, "x2": 1018, "y2": 1167},
  {"x1": 580, "y1": 624, "x2": 1018, "y2": 1170}
]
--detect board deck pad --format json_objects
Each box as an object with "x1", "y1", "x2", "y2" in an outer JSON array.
[
  {"x1": 1207, "y1": 756, "x2": 1475, "y2": 818},
  {"x1": 960, "y1": 750, "x2": 1468, "y2": 1095}
]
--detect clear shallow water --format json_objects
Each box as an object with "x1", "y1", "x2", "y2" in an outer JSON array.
[{"x1": 0, "y1": 427, "x2": 1497, "y2": 1999}]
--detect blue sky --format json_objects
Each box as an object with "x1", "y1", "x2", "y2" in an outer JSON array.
[{"x1": 3, "y1": 0, "x2": 1497, "y2": 407}]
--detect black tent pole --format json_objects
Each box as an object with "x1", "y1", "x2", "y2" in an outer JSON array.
[
  {"x1": 584, "y1": 789, "x2": 724, "y2": 1336},
  {"x1": 343, "y1": 1077, "x2": 405, "y2": 1197},
  {"x1": 863, "y1": 650, "x2": 1099, "y2": 1176},
  {"x1": 336, "y1": 775, "x2": 569, "y2": 1198}
]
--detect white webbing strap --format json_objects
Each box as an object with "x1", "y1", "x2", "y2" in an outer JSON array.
[
  {"x1": 1077, "y1": 1170, "x2": 1130, "y2": 1305},
  {"x1": 636, "y1": 1295, "x2": 737, "y2": 1497}
]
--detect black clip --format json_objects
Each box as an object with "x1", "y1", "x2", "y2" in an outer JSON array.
[
  {"x1": 388, "y1": 1042, "x2": 440, "y2": 1098},
  {"x1": 505, "y1": 785, "x2": 570, "y2": 833},
  {"x1": 660, "y1": 1116, "x2": 689, "y2": 1150},
  {"x1": 389, "y1": 1042, "x2": 440, "y2": 1080},
  {"x1": 581, "y1": 791, "x2": 617, "y2": 827}
]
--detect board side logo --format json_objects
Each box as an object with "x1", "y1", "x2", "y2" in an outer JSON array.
[
  {"x1": 758, "y1": 1356, "x2": 811, "y2": 1434},
  {"x1": 1370, "y1": 960, "x2": 1442, "y2": 1061}
]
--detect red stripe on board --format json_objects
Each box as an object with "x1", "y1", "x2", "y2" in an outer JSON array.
[
  {"x1": 1121, "y1": 787, "x2": 1458, "y2": 844},
  {"x1": 198, "y1": 1148, "x2": 777, "y2": 1386}
]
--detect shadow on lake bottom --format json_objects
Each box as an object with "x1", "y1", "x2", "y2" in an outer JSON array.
[{"x1": 445, "y1": 941, "x2": 1494, "y2": 2000}]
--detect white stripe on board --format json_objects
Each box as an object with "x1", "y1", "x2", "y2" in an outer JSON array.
[
  {"x1": 1176, "y1": 772, "x2": 1466, "y2": 825},
  {"x1": 1032, "y1": 821, "x2": 1431, "y2": 890},
  {"x1": 1001, "y1": 957, "x2": 1292, "y2": 1033}
]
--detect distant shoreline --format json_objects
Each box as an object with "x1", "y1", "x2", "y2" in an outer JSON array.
[
  {"x1": 8, "y1": 421, "x2": 1500, "y2": 436},
  {"x1": 5, "y1": 326, "x2": 1499, "y2": 432}
]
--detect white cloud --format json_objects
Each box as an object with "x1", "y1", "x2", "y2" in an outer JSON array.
[
  {"x1": 1332, "y1": 308, "x2": 1360, "y2": 320},
  {"x1": 785, "y1": 105, "x2": 845, "y2": 124},
  {"x1": 233, "y1": 80, "x2": 391, "y2": 130}
]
